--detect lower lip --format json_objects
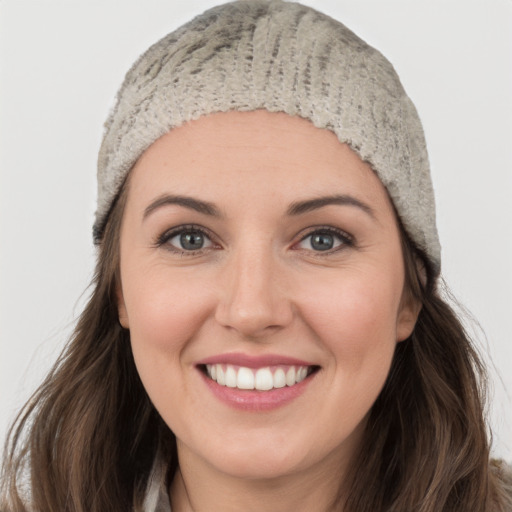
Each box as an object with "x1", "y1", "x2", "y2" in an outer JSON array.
[{"x1": 199, "y1": 370, "x2": 315, "y2": 411}]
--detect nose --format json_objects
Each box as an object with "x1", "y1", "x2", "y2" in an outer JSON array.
[{"x1": 215, "y1": 245, "x2": 294, "y2": 339}]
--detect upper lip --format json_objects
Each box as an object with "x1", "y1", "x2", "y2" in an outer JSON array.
[{"x1": 196, "y1": 352, "x2": 316, "y2": 369}]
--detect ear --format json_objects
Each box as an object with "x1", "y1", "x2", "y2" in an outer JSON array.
[
  {"x1": 116, "y1": 284, "x2": 130, "y2": 329},
  {"x1": 396, "y1": 292, "x2": 422, "y2": 342}
]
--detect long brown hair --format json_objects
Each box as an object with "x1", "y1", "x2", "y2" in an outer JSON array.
[
  {"x1": 1, "y1": 185, "x2": 176, "y2": 512},
  {"x1": 1, "y1": 181, "x2": 510, "y2": 511},
  {"x1": 341, "y1": 234, "x2": 512, "y2": 511}
]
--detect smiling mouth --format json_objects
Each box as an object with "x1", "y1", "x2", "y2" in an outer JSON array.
[{"x1": 201, "y1": 364, "x2": 319, "y2": 391}]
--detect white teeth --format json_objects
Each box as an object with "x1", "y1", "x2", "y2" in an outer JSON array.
[
  {"x1": 286, "y1": 367, "x2": 296, "y2": 386},
  {"x1": 273, "y1": 368, "x2": 286, "y2": 388},
  {"x1": 205, "y1": 364, "x2": 312, "y2": 391},
  {"x1": 296, "y1": 366, "x2": 308, "y2": 383},
  {"x1": 216, "y1": 365, "x2": 226, "y2": 386},
  {"x1": 225, "y1": 366, "x2": 237, "y2": 388},
  {"x1": 237, "y1": 367, "x2": 255, "y2": 390},
  {"x1": 255, "y1": 367, "x2": 273, "y2": 391}
]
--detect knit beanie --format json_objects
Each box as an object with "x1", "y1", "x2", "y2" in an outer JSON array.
[{"x1": 94, "y1": 0, "x2": 441, "y2": 276}]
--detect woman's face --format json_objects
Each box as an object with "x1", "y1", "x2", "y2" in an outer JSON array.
[{"x1": 117, "y1": 110, "x2": 419, "y2": 481}]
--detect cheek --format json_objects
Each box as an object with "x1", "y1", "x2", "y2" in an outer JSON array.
[
  {"x1": 303, "y1": 274, "x2": 401, "y2": 429},
  {"x1": 122, "y1": 267, "x2": 217, "y2": 425},
  {"x1": 298, "y1": 269, "x2": 402, "y2": 368},
  {"x1": 122, "y1": 266, "x2": 214, "y2": 362}
]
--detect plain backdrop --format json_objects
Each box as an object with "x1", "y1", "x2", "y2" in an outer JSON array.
[{"x1": 1, "y1": 0, "x2": 511, "y2": 461}]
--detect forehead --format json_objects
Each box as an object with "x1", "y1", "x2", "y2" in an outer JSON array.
[{"x1": 128, "y1": 110, "x2": 392, "y2": 215}]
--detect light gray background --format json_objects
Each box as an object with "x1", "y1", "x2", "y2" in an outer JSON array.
[{"x1": 1, "y1": 0, "x2": 511, "y2": 461}]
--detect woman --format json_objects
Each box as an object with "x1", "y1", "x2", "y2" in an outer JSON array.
[{"x1": 1, "y1": 1, "x2": 511, "y2": 510}]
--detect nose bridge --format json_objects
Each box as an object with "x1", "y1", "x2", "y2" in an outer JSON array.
[{"x1": 216, "y1": 239, "x2": 292, "y2": 337}]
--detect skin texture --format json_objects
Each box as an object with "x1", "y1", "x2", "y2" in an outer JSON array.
[{"x1": 117, "y1": 110, "x2": 421, "y2": 511}]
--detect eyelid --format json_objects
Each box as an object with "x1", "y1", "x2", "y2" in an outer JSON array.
[
  {"x1": 293, "y1": 225, "x2": 354, "y2": 253},
  {"x1": 155, "y1": 224, "x2": 220, "y2": 254},
  {"x1": 154, "y1": 223, "x2": 353, "y2": 255}
]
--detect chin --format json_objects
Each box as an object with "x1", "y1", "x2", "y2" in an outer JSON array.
[{"x1": 209, "y1": 449, "x2": 308, "y2": 481}]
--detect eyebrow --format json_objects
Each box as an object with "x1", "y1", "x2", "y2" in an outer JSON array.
[
  {"x1": 143, "y1": 193, "x2": 375, "y2": 220},
  {"x1": 143, "y1": 194, "x2": 222, "y2": 220},
  {"x1": 286, "y1": 195, "x2": 375, "y2": 218}
]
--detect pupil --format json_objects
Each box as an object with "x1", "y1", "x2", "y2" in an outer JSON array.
[
  {"x1": 180, "y1": 232, "x2": 204, "y2": 250},
  {"x1": 311, "y1": 233, "x2": 334, "y2": 251}
]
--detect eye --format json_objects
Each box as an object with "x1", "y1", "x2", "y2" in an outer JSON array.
[
  {"x1": 296, "y1": 227, "x2": 353, "y2": 252},
  {"x1": 157, "y1": 225, "x2": 215, "y2": 254},
  {"x1": 171, "y1": 230, "x2": 211, "y2": 251}
]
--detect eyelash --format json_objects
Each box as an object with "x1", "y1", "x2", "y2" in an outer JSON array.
[
  {"x1": 155, "y1": 225, "x2": 354, "y2": 255},
  {"x1": 155, "y1": 224, "x2": 218, "y2": 255},
  {"x1": 294, "y1": 226, "x2": 354, "y2": 254}
]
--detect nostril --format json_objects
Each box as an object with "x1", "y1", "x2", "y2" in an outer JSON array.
[{"x1": 215, "y1": 293, "x2": 294, "y2": 338}]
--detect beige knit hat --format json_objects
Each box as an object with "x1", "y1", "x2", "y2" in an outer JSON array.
[{"x1": 94, "y1": 0, "x2": 441, "y2": 276}]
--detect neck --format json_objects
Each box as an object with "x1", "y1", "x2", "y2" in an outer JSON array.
[{"x1": 169, "y1": 443, "x2": 351, "y2": 512}]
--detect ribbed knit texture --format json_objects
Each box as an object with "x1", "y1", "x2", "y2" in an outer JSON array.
[{"x1": 95, "y1": 0, "x2": 441, "y2": 274}]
